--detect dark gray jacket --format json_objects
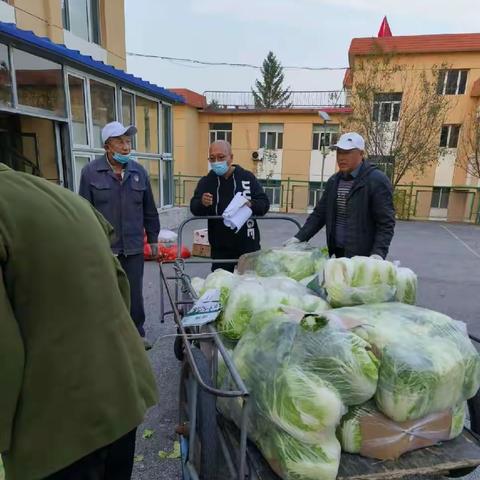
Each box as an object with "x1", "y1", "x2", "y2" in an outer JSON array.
[
  {"x1": 295, "y1": 162, "x2": 395, "y2": 258},
  {"x1": 79, "y1": 155, "x2": 160, "y2": 255}
]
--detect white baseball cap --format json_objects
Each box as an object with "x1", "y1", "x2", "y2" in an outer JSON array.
[
  {"x1": 101, "y1": 121, "x2": 137, "y2": 144},
  {"x1": 334, "y1": 132, "x2": 365, "y2": 151}
]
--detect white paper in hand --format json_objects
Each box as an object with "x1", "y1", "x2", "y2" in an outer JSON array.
[
  {"x1": 223, "y1": 205, "x2": 253, "y2": 232},
  {"x1": 222, "y1": 192, "x2": 248, "y2": 218},
  {"x1": 181, "y1": 289, "x2": 222, "y2": 327}
]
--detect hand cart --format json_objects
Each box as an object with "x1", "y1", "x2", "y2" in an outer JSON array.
[{"x1": 159, "y1": 215, "x2": 480, "y2": 480}]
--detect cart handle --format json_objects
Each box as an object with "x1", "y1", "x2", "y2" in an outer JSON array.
[
  {"x1": 176, "y1": 215, "x2": 302, "y2": 257},
  {"x1": 160, "y1": 262, "x2": 249, "y2": 398}
]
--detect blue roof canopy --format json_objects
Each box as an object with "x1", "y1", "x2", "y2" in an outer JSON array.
[{"x1": 0, "y1": 22, "x2": 184, "y2": 104}]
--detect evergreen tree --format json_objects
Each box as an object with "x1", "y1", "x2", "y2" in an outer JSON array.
[{"x1": 252, "y1": 51, "x2": 292, "y2": 108}]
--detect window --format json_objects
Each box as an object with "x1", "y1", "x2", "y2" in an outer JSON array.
[
  {"x1": 73, "y1": 155, "x2": 90, "y2": 192},
  {"x1": 135, "y1": 96, "x2": 158, "y2": 153},
  {"x1": 162, "y1": 158, "x2": 173, "y2": 205},
  {"x1": 308, "y1": 182, "x2": 323, "y2": 206},
  {"x1": 259, "y1": 124, "x2": 283, "y2": 150},
  {"x1": 440, "y1": 124, "x2": 460, "y2": 148},
  {"x1": 121, "y1": 91, "x2": 136, "y2": 149},
  {"x1": 0, "y1": 43, "x2": 12, "y2": 106},
  {"x1": 373, "y1": 93, "x2": 402, "y2": 122},
  {"x1": 14, "y1": 49, "x2": 65, "y2": 116},
  {"x1": 209, "y1": 123, "x2": 232, "y2": 144},
  {"x1": 62, "y1": 0, "x2": 100, "y2": 44},
  {"x1": 369, "y1": 155, "x2": 394, "y2": 180},
  {"x1": 431, "y1": 187, "x2": 450, "y2": 209},
  {"x1": 90, "y1": 79, "x2": 115, "y2": 148},
  {"x1": 437, "y1": 70, "x2": 468, "y2": 95},
  {"x1": 260, "y1": 180, "x2": 281, "y2": 206},
  {"x1": 312, "y1": 124, "x2": 339, "y2": 150},
  {"x1": 163, "y1": 104, "x2": 172, "y2": 153},
  {"x1": 68, "y1": 75, "x2": 88, "y2": 145}
]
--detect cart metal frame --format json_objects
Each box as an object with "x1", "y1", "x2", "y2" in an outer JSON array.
[{"x1": 159, "y1": 215, "x2": 302, "y2": 480}]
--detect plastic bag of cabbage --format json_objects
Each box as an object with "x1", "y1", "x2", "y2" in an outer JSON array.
[
  {"x1": 217, "y1": 273, "x2": 330, "y2": 340},
  {"x1": 219, "y1": 311, "x2": 379, "y2": 479},
  {"x1": 237, "y1": 244, "x2": 328, "y2": 281},
  {"x1": 322, "y1": 256, "x2": 418, "y2": 307},
  {"x1": 337, "y1": 401, "x2": 466, "y2": 460},
  {"x1": 324, "y1": 303, "x2": 480, "y2": 422}
]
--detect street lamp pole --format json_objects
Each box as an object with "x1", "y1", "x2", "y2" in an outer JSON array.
[{"x1": 318, "y1": 110, "x2": 331, "y2": 196}]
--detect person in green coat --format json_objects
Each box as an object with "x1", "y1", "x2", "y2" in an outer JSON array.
[{"x1": 0, "y1": 164, "x2": 158, "y2": 479}]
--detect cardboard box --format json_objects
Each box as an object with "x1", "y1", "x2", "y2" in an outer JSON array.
[
  {"x1": 193, "y1": 228, "x2": 209, "y2": 246},
  {"x1": 339, "y1": 402, "x2": 463, "y2": 460},
  {"x1": 192, "y1": 243, "x2": 211, "y2": 258}
]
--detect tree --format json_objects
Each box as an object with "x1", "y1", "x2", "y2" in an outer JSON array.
[
  {"x1": 252, "y1": 51, "x2": 292, "y2": 108},
  {"x1": 346, "y1": 54, "x2": 453, "y2": 186},
  {"x1": 458, "y1": 107, "x2": 480, "y2": 180}
]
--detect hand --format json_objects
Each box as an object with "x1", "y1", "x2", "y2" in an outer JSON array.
[
  {"x1": 283, "y1": 237, "x2": 300, "y2": 247},
  {"x1": 201, "y1": 192, "x2": 213, "y2": 207},
  {"x1": 370, "y1": 254, "x2": 383, "y2": 260},
  {"x1": 150, "y1": 243, "x2": 159, "y2": 258}
]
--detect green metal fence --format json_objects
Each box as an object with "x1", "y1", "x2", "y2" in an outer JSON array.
[{"x1": 174, "y1": 174, "x2": 480, "y2": 224}]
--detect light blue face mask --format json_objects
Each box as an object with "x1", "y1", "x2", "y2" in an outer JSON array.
[
  {"x1": 113, "y1": 152, "x2": 131, "y2": 164},
  {"x1": 210, "y1": 161, "x2": 229, "y2": 176}
]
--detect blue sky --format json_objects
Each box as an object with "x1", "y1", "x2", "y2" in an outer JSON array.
[{"x1": 125, "y1": 0, "x2": 479, "y2": 94}]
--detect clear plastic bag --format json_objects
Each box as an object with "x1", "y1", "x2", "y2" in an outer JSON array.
[
  {"x1": 325, "y1": 303, "x2": 480, "y2": 421},
  {"x1": 237, "y1": 244, "x2": 328, "y2": 281},
  {"x1": 323, "y1": 256, "x2": 397, "y2": 307},
  {"x1": 218, "y1": 312, "x2": 379, "y2": 479},
  {"x1": 218, "y1": 274, "x2": 330, "y2": 340}
]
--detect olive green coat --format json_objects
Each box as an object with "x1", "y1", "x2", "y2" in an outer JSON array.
[{"x1": 0, "y1": 165, "x2": 157, "y2": 479}]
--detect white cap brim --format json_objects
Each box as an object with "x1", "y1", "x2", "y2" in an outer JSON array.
[{"x1": 102, "y1": 124, "x2": 137, "y2": 143}]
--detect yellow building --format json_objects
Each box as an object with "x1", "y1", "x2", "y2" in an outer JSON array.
[
  {"x1": 172, "y1": 88, "x2": 351, "y2": 212},
  {"x1": 0, "y1": 0, "x2": 182, "y2": 207},
  {"x1": 347, "y1": 32, "x2": 480, "y2": 223},
  {"x1": 172, "y1": 31, "x2": 480, "y2": 223}
]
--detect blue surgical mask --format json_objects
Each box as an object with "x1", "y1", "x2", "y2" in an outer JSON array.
[
  {"x1": 113, "y1": 152, "x2": 131, "y2": 164},
  {"x1": 210, "y1": 161, "x2": 229, "y2": 176}
]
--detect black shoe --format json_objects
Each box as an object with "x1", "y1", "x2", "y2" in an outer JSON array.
[{"x1": 143, "y1": 338, "x2": 153, "y2": 351}]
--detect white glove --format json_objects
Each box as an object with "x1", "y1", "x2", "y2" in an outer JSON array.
[
  {"x1": 150, "y1": 243, "x2": 159, "y2": 258},
  {"x1": 283, "y1": 237, "x2": 300, "y2": 247},
  {"x1": 370, "y1": 254, "x2": 383, "y2": 260}
]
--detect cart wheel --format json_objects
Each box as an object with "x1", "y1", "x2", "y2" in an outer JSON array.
[
  {"x1": 178, "y1": 346, "x2": 219, "y2": 480},
  {"x1": 468, "y1": 389, "x2": 480, "y2": 435},
  {"x1": 174, "y1": 328, "x2": 184, "y2": 361}
]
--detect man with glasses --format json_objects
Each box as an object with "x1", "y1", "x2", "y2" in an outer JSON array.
[
  {"x1": 284, "y1": 132, "x2": 395, "y2": 259},
  {"x1": 79, "y1": 121, "x2": 160, "y2": 348},
  {"x1": 190, "y1": 140, "x2": 270, "y2": 271}
]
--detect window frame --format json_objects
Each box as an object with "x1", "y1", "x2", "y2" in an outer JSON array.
[
  {"x1": 209, "y1": 122, "x2": 232, "y2": 145},
  {"x1": 259, "y1": 124, "x2": 284, "y2": 150},
  {"x1": 373, "y1": 93, "x2": 402, "y2": 123},
  {"x1": 437, "y1": 70, "x2": 468, "y2": 95},
  {"x1": 260, "y1": 179, "x2": 282, "y2": 206},
  {"x1": 62, "y1": 0, "x2": 101, "y2": 45},
  {"x1": 431, "y1": 187, "x2": 450, "y2": 209},
  {"x1": 312, "y1": 124, "x2": 339, "y2": 150},
  {"x1": 308, "y1": 182, "x2": 323, "y2": 207},
  {"x1": 12, "y1": 46, "x2": 67, "y2": 119},
  {"x1": 439, "y1": 124, "x2": 461, "y2": 148}
]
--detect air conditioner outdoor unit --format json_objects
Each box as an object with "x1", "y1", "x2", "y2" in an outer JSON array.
[{"x1": 252, "y1": 148, "x2": 264, "y2": 161}]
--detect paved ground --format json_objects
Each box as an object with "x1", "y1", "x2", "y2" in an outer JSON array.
[{"x1": 132, "y1": 216, "x2": 480, "y2": 480}]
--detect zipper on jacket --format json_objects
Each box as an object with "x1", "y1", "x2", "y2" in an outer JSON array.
[{"x1": 215, "y1": 177, "x2": 220, "y2": 215}]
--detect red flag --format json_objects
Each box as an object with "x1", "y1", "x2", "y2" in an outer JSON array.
[{"x1": 378, "y1": 16, "x2": 392, "y2": 37}]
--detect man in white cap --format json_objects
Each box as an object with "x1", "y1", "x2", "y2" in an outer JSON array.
[
  {"x1": 79, "y1": 121, "x2": 160, "y2": 348},
  {"x1": 285, "y1": 132, "x2": 395, "y2": 259}
]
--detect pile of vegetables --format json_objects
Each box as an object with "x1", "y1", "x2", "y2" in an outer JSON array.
[
  {"x1": 189, "y1": 247, "x2": 479, "y2": 479},
  {"x1": 219, "y1": 312, "x2": 379, "y2": 479}
]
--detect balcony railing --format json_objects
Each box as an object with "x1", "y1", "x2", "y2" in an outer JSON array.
[{"x1": 203, "y1": 90, "x2": 348, "y2": 110}]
